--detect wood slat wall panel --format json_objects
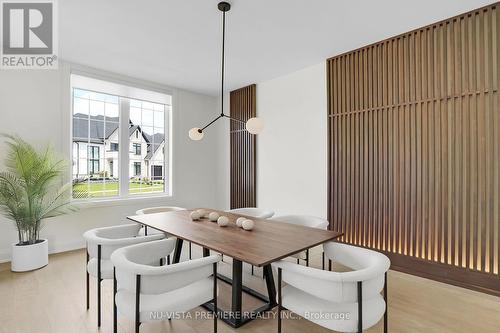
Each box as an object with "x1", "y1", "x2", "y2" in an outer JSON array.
[
  {"x1": 327, "y1": 4, "x2": 500, "y2": 295},
  {"x1": 230, "y1": 84, "x2": 256, "y2": 209}
]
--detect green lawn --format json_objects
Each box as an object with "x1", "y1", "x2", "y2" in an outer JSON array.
[{"x1": 74, "y1": 181, "x2": 164, "y2": 198}]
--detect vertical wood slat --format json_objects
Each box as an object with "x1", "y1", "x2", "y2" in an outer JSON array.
[
  {"x1": 230, "y1": 84, "x2": 256, "y2": 209},
  {"x1": 327, "y1": 4, "x2": 499, "y2": 295}
]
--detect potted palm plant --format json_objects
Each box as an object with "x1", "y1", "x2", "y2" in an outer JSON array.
[{"x1": 0, "y1": 135, "x2": 77, "y2": 272}]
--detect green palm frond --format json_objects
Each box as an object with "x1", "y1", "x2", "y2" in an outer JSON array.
[{"x1": 0, "y1": 134, "x2": 81, "y2": 245}]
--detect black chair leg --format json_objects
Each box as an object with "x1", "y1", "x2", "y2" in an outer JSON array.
[
  {"x1": 113, "y1": 267, "x2": 117, "y2": 333},
  {"x1": 135, "y1": 275, "x2": 141, "y2": 333},
  {"x1": 167, "y1": 255, "x2": 170, "y2": 265},
  {"x1": 251, "y1": 265, "x2": 254, "y2": 275},
  {"x1": 189, "y1": 242, "x2": 192, "y2": 259},
  {"x1": 305, "y1": 249, "x2": 309, "y2": 267},
  {"x1": 86, "y1": 247, "x2": 89, "y2": 310},
  {"x1": 384, "y1": 271, "x2": 388, "y2": 333},
  {"x1": 278, "y1": 267, "x2": 282, "y2": 333},
  {"x1": 357, "y1": 281, "x2": 363, "y2": 333},
  {"x1": 322, "y1": 251, "x2": 325, "y2": 270},
  {"x1": 213, "y1": 262, "x2": 218, "y2": 333},
  {"x1": 97, "y1": 245, "x2": 101, "y2": 327}
]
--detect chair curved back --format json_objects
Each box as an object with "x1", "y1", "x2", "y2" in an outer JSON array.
[
  {"x1": 111, "y1": 239, "x2": 221, "y2": 295},
  {"x1": 274, "y1": 242, "x2": 390, "y2": 303},
  {"x1": 271, "y1": 215, "x2": 329, "y2": 230},
  {"x1": 135, "y1": 206, "x2": 185, "y2": 215},
  {"x1": 83, "y1": 224, "x2": 164, "y2": 259},
  {"x1": 227, "y1": 207, "x2": 275, "y2": 219}
]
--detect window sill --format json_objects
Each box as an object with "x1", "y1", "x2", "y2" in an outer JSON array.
[{"x1": 72, "y1": 193, "x2": 175, "y2": 209}]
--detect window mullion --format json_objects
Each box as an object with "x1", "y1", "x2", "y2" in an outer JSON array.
[{"x1": 119, "y1": 98, "x2": 130, "y2": 197}]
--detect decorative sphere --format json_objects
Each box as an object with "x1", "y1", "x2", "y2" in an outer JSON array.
[
  {"x1": 217, "y1": 216, "x2": 229, "y2": 227},
  {"x1": 190, "y1": 211, "x2": 201, "y2": 221},
  {"x1": 209, "y1": 212, "x2": 220, "y2": 222},
  {"x1": 236, "y1": 217, "x2": 246, "y2": 227},
  {"x1": 242, "y1": 219, "x2": 255, "y2": 231},
  {"x1": 189, "y1": 127, "x2": 204, "y2": 141},
  {"x1": 197, "y1": 209, "x2": 207, "y2": 218},
  {"x1": 246, "y1": 117, "x2": 264, "y2": 134}
]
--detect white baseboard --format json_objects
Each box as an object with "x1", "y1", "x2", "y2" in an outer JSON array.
[
  {"x1": 0, "y1": 248, "x2": 11, "y2": 263},
  {"x1": 0, "y1": 239, "x2": 86, "y2": 264}
]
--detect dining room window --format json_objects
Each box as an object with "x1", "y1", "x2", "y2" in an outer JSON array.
[
  {"x1": 128, "y1": 98, "x2": 166, "y2": 195},
  {"x1": 71, "y1": 74, "x2": 172, "y2": 200}
]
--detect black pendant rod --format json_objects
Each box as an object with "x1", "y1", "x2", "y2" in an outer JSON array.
[
  {"x1": 220, "y1": 8, "x2": 226, "y2": 117},
  {"x1": 198, "y1": 2, "x2": 245, "y2": 134}
]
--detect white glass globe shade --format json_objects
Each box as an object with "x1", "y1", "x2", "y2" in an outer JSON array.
[
  {"x1": 245, "y1": 117, "x2": 264, "y2": 134},
  {"x1": 189, "y1": 128, "x2": 204, "y2": 140}
]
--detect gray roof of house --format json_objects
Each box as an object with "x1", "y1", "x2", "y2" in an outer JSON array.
[
  {"x1": 73, "y1": 114, "x2": 119, "y2": 143},
  {"x1": 73, "y1": 113, "x2": 164, "y2": 159},
  {"x1": 144, "y1": 133, "x2": 164, "y2": 159}
]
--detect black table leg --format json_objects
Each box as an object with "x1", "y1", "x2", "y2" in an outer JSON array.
[
  {"x1": 202, "y1": 259, "x2": 277, "y2": 328},
  {"x1": 232, "y1": 259, "x2": 243, "y2": 324},
  {"x1": 263, "y1": 264, "x2": 277, "y2": 306},
  {"x1": 172, "y1": 238, "x2": 184, "y2": 264}
]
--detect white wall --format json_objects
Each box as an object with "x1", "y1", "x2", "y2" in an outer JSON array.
[
  {"x1": 215, "y1": 94, "x2": 231, "y2": 210},
  {"x1": 0, "y1": 62, "x2": 220, "y2": 262},
  {"x1": 215, "y1": 62, "x2": 328, "y2": 218},
  {"x1": 255, "y1": 62, "x2": 327, "y2": 218}
]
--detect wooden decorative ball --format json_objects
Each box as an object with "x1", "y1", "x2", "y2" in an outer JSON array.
[
  {"x1": 236, "y1": 217, "x2": 246, "y2": 227},
  {"x1": 242, "y1": 219, "x2": 254, "y2": 231},
  {"x1": 217, "y1": 216, "x2": 229, "y2": 227},
  {"x1": 197, "y1": 209, "x2": 207, "y2": 218},
  {"x1": 209, "y1": 212, "x2": 220, "y2": 222},
  {"x1": 190, "y1": 211, "x2": 201, "y2": 221}
]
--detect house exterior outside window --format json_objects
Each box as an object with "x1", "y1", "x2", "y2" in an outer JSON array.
[{"x1": 71, "y1": 74, "x2": 171, "y2": 199}]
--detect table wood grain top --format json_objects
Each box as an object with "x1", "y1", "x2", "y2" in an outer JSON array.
[{"x1": 127, "y1": 208, "x2": 343, "y2": 267}]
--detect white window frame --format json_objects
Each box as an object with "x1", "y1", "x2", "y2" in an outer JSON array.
[{"x1": 69, "y1": 73, "x2": 173, "y2": 202}]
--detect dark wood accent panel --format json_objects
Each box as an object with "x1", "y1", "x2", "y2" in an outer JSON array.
[
  {"x1": 327, "y1": 4, "x2": 500, "y2": 295},
  {"x1": 127, "y1": 209, "x2": 343, "y2": 267},
  {"x1": 230, "y1": 84, "x2": 256, "y2": 209}
]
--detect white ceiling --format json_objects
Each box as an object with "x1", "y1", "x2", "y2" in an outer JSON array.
[{"x1": 60, "y1": 0, "x2": 496, "y2": 96}]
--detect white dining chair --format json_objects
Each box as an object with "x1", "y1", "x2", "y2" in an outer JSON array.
[
  {"x1": 135, "y1": 206, "x2": 192, "y2": 260},
  {"x1": 135, "y1": 206, "x2": 185, "y2": 236},
  {"x1": 273, "y1": 241, "x2": 390, "y2": 333},
  {"x1": 227, "y1": 207, "x2": 275, "y2": 219},
  {"x1": 226, "y1": 207, "x2": 275, "y2": 274},
  {"x1": 83, "y1": 224, "x2": 165, "y2": 327},
  {"x1": 271, "y1": 215, "x2": 329, "y2": 268},
  {"x1": 111, "y1": 239, "x2": 221, "y2": 333}
]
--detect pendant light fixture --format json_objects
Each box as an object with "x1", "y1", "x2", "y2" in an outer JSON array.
[{"x1": 188, "y1": 2, "x2": 264, "y2": 141}]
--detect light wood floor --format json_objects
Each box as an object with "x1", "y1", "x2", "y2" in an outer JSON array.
[{"x1": 1, "y1": 244, "x2": 500, "y2": 333}]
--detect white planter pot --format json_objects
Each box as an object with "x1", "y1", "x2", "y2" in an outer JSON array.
[{"x1": 11, "y1": 239, "x2": 49, "y2": 272}]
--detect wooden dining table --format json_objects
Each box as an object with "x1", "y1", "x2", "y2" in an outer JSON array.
[{"x1": 127, "y1": 208, "x2": 343, "y2": 328}]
